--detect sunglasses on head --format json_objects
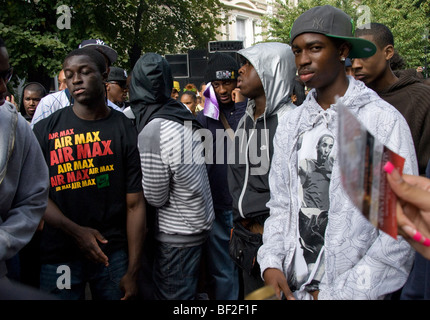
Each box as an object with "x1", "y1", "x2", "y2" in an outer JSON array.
[{"x1": 0, "y1": 67, "x2": 13, "y2": 83}]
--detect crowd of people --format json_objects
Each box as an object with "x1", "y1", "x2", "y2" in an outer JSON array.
[{"x1": 1, "y1": 5, "x2": 430, "y2": 301}]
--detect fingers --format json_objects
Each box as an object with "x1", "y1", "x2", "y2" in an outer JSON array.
[
  {"x1": 95, "y1": 231, "x2": 108, "y2": 244},
  {"x1": 402, "y1": 174, "x2": 430, "y2": 192},
  {"x1": 231, "y1": 88, "x2": 245, "y2": 103},
  {"x1": 77, "y1": 228, "x2": 109, "y2": 266},
  {"x1": 401, "y1": 225, "x2": 430, "y2": 247},
  {"x1": 92, "y1": 231, "x2": 109, "y2": 266},
  {"x1": 280, "y1": 283, "x2": 296, "y2": 300},
  {"x1": 384, "y1": 163, "x2": 430, "y2": 210},
  {"x1": 263, "y1": 268, "x2": 296, "y2": 300}
]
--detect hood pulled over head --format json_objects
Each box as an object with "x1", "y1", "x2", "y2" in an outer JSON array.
[
  {"x1": 129, "y1": 52, "x2": 172, "y2": 106},
  {"x1": 238, "y1": 42, "x2": 296, "y2": 117},
  {"x1": 129, "y1": 53, "x2": 200, "y2": 132}
]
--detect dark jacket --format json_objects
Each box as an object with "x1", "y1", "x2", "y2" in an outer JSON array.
[
  {"x1": 197, "y1": 100, "x2": 246, "y2": 211},
  {"x1": 400, "y1": 159, "x2": 430, "y2": 300},
  {"x1": 227, "y1": 42, "x2": 297, "y2": 223},
  {"x1": 379, "y1": 72, "x2": 430, "y2": 175}
]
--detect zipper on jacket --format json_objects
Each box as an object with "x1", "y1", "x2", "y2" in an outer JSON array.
[{"x1": 238, "y1": 118, "x2": 257, "y2": 219}]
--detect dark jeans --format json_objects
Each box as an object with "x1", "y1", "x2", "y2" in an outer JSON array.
[
  {"x1": 205, "y1": 209, "x2": 239, "y2": 300},
  {"x1": 153, "y1": 241, "x2": 202, "y2": 300},
  {"x1": 39, "y1": 249, "x2": 128, "y2": 300}
]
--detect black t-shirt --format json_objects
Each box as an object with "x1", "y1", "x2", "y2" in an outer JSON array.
[{"x1": 33, "y1": 106, "x2": 143, "y2": 264}]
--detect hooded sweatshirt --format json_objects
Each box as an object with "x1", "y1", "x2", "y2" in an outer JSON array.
[
  {"x1": 378, "y1": 71, "x2": 430, "y2": 175},
  {"x1": 129, "y1": 53, "x2": 214, "y2": 246},
  {"x1": 258, "y1": 76, "x2": 418, "y2": 300},
  {"x1": 227, "y1": 42, "x2": 297, "y2": 223},
  {"x1": 0, "y1": 101, "x2": 49, "y2": 277}
]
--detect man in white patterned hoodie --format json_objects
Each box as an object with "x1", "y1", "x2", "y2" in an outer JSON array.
[{"x1": 258, "y1": 5, "x2": 418, "y2": 300}]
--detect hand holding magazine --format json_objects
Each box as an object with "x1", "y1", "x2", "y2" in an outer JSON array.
[{"x1": 337, "y1": 103, "x2": 404, "y2": 239}]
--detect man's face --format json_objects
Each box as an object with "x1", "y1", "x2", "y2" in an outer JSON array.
[
  {"x1": 106, "y1": 81, "x2": 128, "y2": 105},
  {"x1": 23, "y1": 89, "x2": 43, "y2": 118},
  {"x1": 199, "y1": 83, "x2": 206, "y2": 105},
  {"x1": 58, "y1": 70, "x2": 67, "y2": 91},
  {"x1": 352, "y1": 34, "x2": 389, "y2": 86},
  {"x1": 316, "y1": 136, "x2": 334, "y2": 163},
  {"x1": 292, "y1": 33, "x2": 344, "y2": 90},
  {"x1": 180, "y1": 93, "x2": 197, "y2": 114},
  {"x1": 237, "y1": 60, "x2": 263, "y2": 99},
  {"x1": 0, "y1": 47, "x2": 11, "y2": 106},
  {"x1": 63, "y1": 55, "x2": 105, "y2": 105},
  {"x1": 212, "y1": 80, "x2": 237, "y2": 105},
  {"x1": 171, "y1": 89, "x2": 179, "y2": 100}
]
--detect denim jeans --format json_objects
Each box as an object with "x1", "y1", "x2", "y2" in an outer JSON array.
[
  {"x1": 39, "y1": 249, "x2": 128, "y2": 300},
  {"x1": 205, "y1": 209, "x2": 239, "y2": 300},
  {"x1": 153, "y1": 242, "x2": 202, "y2": 300}
]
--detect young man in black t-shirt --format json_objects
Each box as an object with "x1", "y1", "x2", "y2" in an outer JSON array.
[{"x1": 33, "y1": 48, "x2": 146, "y2": 300}]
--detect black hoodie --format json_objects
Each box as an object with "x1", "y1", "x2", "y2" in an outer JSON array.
[
  {"x1": 379, "y1": 71, "x2": 430, "y2": 175},
  {"x1": 129, "y1": 53, "x2": 200, "y2": 133},
  {"x1": 128, "y1": 53, "x2": 213, "y2": 245}
]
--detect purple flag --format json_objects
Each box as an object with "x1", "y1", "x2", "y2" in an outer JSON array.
[{"x1": 203, "y1": 83, "x2": 219, "y2": 120}]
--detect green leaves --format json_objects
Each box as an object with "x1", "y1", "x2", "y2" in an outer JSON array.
[
  {"x1": 2, "y1": 0, "x2": 224, "y2": 84},
  {"x1": 264, "y1": 0, "x2": 429, "y2": 69}
]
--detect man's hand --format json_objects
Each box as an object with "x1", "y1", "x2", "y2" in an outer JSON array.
[
  {"x1": 72, "y1": 225, "x2": 109, "y2": 266},
  {"x1": 120, "y1": 271, "x2": 139, "y2": 300},
  {"x1": 263, "y1": 268, "x2": 295, "y2": 300},
  {"x1": 232, "y1": 88, "x2": 245, "y2": 103}
]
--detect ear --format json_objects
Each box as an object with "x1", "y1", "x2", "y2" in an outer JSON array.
[
  {"x1": 384, "y1": 44, "x2": 395, "y2": 61},
  {"x1": 339, "y1": 42, "x2": 352, "y2": 61},
  {"x1": 102, "y1": 67, "x2": 110, "y2": 82}
]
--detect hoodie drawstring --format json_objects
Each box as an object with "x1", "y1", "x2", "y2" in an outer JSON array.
[{"x1": 308, "y1": 110, "x2": 333, "y2": 128}]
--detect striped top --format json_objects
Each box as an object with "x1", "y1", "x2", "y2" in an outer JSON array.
[{"x1": 138, "y1": 118, "x2": 214, "y2": 246}]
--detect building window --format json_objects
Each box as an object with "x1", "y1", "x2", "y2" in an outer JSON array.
[{"x1": 236, "y1": 18, "x2": 246, "y2": 42}]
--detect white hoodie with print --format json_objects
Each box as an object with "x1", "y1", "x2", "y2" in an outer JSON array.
[{"x1": 258, "y1": 76, "x2": 418, "y2": 300}]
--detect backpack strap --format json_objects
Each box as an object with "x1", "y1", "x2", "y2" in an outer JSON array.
[{"x1": 219, "y1": 111, "x2": 235, "y2": 141}]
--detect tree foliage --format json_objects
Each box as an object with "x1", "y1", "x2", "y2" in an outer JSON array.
[
  {"x1": 1, "y1": 0, "x2": 226, "y2": 89},
  {"x1": 263, "y1": 0, "x2": 430, "y2": 70}
]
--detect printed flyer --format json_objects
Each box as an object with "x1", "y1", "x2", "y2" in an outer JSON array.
[{"x1": 337, "y1": 104, "x2": 404, "y2": 239}]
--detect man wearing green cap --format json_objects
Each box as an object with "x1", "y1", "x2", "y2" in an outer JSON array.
[{"x1": 258, "y1": 5, "x2": 417, "y2": 300}]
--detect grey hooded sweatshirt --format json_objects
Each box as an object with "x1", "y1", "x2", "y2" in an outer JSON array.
[
  {"x1": 0, "y1": 102, "x2": 49, "y2": 277},
  {"x1": 227, "y1": 42, "x2": 297, "y2": 223}
]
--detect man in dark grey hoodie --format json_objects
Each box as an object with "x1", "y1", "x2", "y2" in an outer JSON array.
[{"x1": 227, "y1": 42, "x2": 297, "y2": 296}]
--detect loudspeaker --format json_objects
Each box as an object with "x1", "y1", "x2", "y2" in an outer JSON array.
[
  {"x1": 165, "y1": 54, "x2": 189, "y2": 78},
  {"x1": 188, "y1": 49, "x2": 208, "y2": 78},
  {"x1": 208, "y1": 41, "x2": 244, "y2": 53}
]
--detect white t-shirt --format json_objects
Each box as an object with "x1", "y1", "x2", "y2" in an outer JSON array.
[{"x1": 292, "y1": 122, "x2": 335, "y2": 294}]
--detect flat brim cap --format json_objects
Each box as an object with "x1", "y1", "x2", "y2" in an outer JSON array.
[
  {"x1": 290, "y1": 5, "x2": 376, "y2": 59},
  {"x1": 78, "y1": 39, "x2": 118, "y2": 64},
  {"x1": 107, "y1": 67, "x2": 128, "y2": 82}
]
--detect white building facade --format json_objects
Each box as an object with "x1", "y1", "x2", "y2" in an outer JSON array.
[{"x1": 217, "y1": 0, "x2": 277, "y2": 48}]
